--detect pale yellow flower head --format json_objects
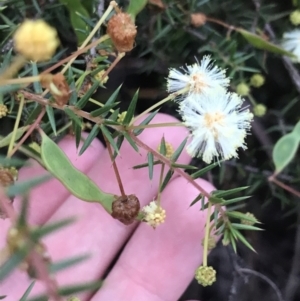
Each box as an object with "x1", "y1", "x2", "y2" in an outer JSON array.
[
  {"x1": 142, "y1": 201, "x2": 166, "y2": 229},
  {"x1": 14, "y1": 19, "x2": 59, "y2": 61}
]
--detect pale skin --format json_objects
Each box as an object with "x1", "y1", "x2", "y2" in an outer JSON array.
[{"x1": 0, "y1": 113, "x2": 215, "y2": 301}]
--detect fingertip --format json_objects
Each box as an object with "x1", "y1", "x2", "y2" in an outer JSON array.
[{"x1": 14, "y1": 133, "x2": 105, "y2": 224}]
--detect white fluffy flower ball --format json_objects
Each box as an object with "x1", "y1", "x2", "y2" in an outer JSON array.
[
  {"x1": 167, "y1": 55, "x2": 230, "y2": 101},
  {"x1": 282, "y1": 29, "x2": 300, "y2": 63},
  {"x1": 179, "y1": 89, "x2": 253, "y2": 163}
]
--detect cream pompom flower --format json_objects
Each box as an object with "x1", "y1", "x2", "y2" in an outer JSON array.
[
  {"x1": 281, "y1": 29, "x2": 300, "y2": 63},
  {"x1": 167, "y1": 55, "x2": 230, "y2": 102},
  {"x1": 14, "y1": 19, "x2": 59, "y2": 62},
  {"x1": 142, "y1": 201, "x2": 166, "y2": 229},
  {"x1": 179, "y1": 89, "x2": 253, "y2": 164}
]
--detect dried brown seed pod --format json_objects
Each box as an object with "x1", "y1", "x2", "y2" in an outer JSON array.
[
  {"x1": 111, "y1": 194, "x2": 140, "y2": 225},
  {"x1": 0, "y1": 168, "x2": 16, "y2": 219},
  {"x1": 40, "y1": 73, "x2": 70, "y2": 106},
  {"x1": 190, "y1": 13, "x2": 207, "y2": 27},
  {"x1": 107, "y1": 12, "x2": 137, "y2": 52}
]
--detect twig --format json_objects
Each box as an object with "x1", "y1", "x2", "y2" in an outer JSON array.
[{"x1": 239, "y1": 268, "x2": 284, "y2": 301}]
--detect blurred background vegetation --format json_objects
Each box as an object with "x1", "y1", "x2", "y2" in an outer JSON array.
[{"x1": 1, "y1": 0, "x2": 300, "y2": 300}]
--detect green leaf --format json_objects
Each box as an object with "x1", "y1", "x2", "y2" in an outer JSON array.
[
  {"x1": 0, "y1": 249, "x2": 29, "y2": 281},
  {"x1": 6, "y1": 175, "x2": 51, "y2": 198},
  {"x1": 64, "y1": 107, "x2": 82, "y2": 127},
  {"x1": 19, "y1": 282, "x2": 35, "y2": 301},
  {"x1": 189, "y1": 193, "x2": 203, "y2": 207},
  {"x1": 31, "y1": 63, "x2": 42, "y2": 94},
  {"x1": 212, "y1": 186, "x2": 249, "y2": 198},
  {"x1": 58, "y1": 0, "x2": 90, "y2": 45},
  {"x1": 158, "y1": 136, "x2": 167, "y2": 156},
  {"x1": 171, "y1": 163, "x2": 197, "y2": 169},
  {"x1": 133, "y1": 110, "x2": 159, "y2": 136},
  {"x1": 0, "y1": 126, "x2": 29, "y2": 148},
  {"x1": 123, "y1": 89, "x2": 139, "y2": 125},
  {"x1": 160, "y1": 170, "x2": 173, "y2": 192},
  {"x1": 147, "y1": 152, "x2": 154, "y2": 180},
  {"x1": 90, "y1": 102, "x2": 120, "y2": 117},
  {"x1": 49, "y1": 255, "x2": 89, "y2": 273},
  {"x1": 191, "y1": 161, "x2": 220, "y2": 179},
  {"x1": 40, "y1": 132, "x2": 115, "y2": 212},
  {"x1": 231, "y1": 223, "x2": 263, "y2": 231},
  {"x1": 272, "y1": 132, "x2": 299, "y2": 173},
  {"x1": 132, "y1": 160, "x2": 160, "y2": 169},
  {"x1": 0, "y1": 155, "x2": 26, "y2": 167},
  {"x1": 46, "y1": 105, "x2": 57, "y2": 136},
  {"x1": 238, "y1": 29, "x2": 296, "y2": 58},
  {"x1": 127, "y1": 0, "x2": 147, "y2": 20},
  {"x1": 123, "y1": 132, "x2": 139, "y2": 152},
  {"x1": 222, "y1": 196, "x2": 251, "y2": 206},
  {"x1": 100, "y1": 125, "x2": 119, "y2": 155},
  {"x1": 292, "y1": 120, "x2": 300, "y2": 139},
  {"x1": 76, "y1": 81, "x2": 99, "y2": 109},
  {"x1": 28, "y1": 281, "x2": 102, "y2": 301},
  {"x1": 170, "y1": 137, "x2": 188, "y2": 162},
  {"x1": 79, "y1": 124, "x2": 100, "y2": 156},
  {"x1": 31, "y1": 218, "x2": 75, "y2": 240},
  {"x1": 232, "y1": 228, "x2": 256, "y2": 252},
  {"x1": 73, "y1": 120, "x2": 82, "y2": 149},
  {"x1": 24, "y1": 104, "x2": 43, "y2": 126}
]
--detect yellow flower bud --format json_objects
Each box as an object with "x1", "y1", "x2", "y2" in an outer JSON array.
[
  {"x1": 236, "y1": 83, "x2": 250, "y2": 96},
  {"x1": 253, "y1": 103, "x2": 267, "y2": 117},
  {"x1": 157, "y1": 142, "x2": 174, "y2": 159},
  {"x1": 0, "y1": 104, "x2": 8, "y2": 118},
  {"x1": 14, "y1": 19, "x2": 59, "y2": 61},
  {"x1": 195, "y1": 265, "x2": 216, "y2": 286},
  {"x1": 250, "y1": 74, "x2": 265, "y2": 88},
  {"x1": 290, "y1": 10, "x2": 300, "y2": 25}
]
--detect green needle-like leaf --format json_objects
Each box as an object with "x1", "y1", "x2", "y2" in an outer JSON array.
[
  {"x1": 147, "y1": 152, "x2": 154, "y2": 180},
  {"x1": 79, "y1": 124, "x2": 100, "y2": 156},
  {"x1": 19, "y1": 282, "x2": 35, "y2": 301},
  {"x1": 123, "y1": 89, "x2": 139, "y2": 125},
  {"x1": 76, "y1": 81, "x2": 99, "y2": 109}
]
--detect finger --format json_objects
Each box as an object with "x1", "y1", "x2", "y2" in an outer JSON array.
[
  {"x1": 0, "y1": 134, "x2": 105, "y2": 299},
  {"x1": 0, "y1": 113, "x2": 191, "y2": 299},
  {"x1": 15, "y1": 133, "x2": 106, "y2": 225},
  {"x1": 92, "y1": 177, "x2": 216, "y2": 301}
]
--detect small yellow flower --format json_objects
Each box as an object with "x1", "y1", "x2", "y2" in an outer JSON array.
[
  {"x1": 94, "y1": 70, "x2": 109, "y2": 84},
  {"x1": 241, "y1": 212, "x2": 258, "y2": 226},
  {"x1": 290, "y1": 10, "x2": 300, "y2": 25},
  {"x1": 117, "y1": 111, "x2": 128, "y2": 123},
  {"x1": 142, "y1": 201, "x2": 166, "y2": 228},
  {"x1": 236, "y1": 82, "x2": 250, "y2": 96},
  {"x1": 0, "y1": 104, "x2": 8, "y2": 118},
  {"x1": 195, "y1": 265, "x2": 216, "y2": 286},
  {"x1": 157, "y1": 142, "x2": 174, "y2": 159},
  {"x1": 250, "y1": 74, "x2": 265, "y2": 88},
  {"x1": 253, "y1": 103, "x2": 267, "y2": 117},
  {"x1": 14, "y1": 19, "x2": 59, "y2": 61}
]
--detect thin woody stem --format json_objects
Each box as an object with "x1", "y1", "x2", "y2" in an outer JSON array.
[
  {"x1": 157, "y1": 163, "x2": 165, "y2": 206},
  {"x1": 129, "y1": 132, "x2": 211, "y2": 198},
  {"x1": 102, "y1": 134, "x2": 126, "y2": 197},
  {"x1": 269, "y1": 176, "x2": 300, "y2": 198},
  {"x1": 203, "y1": 201, "x2": 212, "y2": 266},
  {"x1": 8, "y1": 106, "x2": 46, "y2": 157}
]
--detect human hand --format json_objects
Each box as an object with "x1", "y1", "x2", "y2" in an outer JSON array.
[{"x1": 0, "y1": 113, "x2": 216, "y2": 301}]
